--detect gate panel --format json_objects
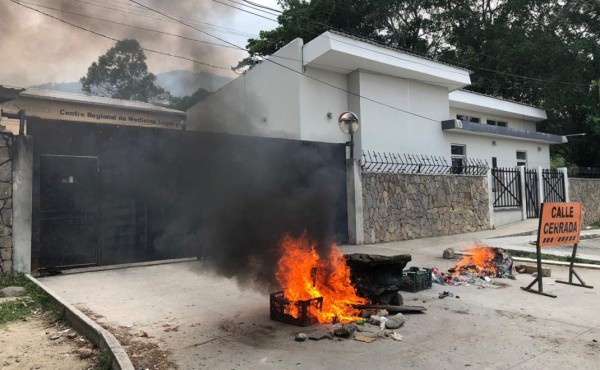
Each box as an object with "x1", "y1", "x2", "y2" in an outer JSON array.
[
  {"x1": 542, "y1": 169, "x2": 566, "y2": 203},
  {"x1": 492, "y1": 167, "x2": 521, "y2": 208},
  {"x1": 525, "y1": 169, "x2": 539, "y2": 218},
  {"x1": 39, "y1": 155, "x2": 99, "y2": 268}
]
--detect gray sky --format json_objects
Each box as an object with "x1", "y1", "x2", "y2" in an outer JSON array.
[{"x1": 0, "y1": 0, "x2": 280, "y2": 87}]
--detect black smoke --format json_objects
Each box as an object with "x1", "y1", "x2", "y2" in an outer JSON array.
[{"x1": 29, "y1": 119, "x2": 347, "y2": 290}]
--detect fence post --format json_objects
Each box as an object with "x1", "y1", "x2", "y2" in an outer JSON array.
[
  {"x1": 347, "y1": 159, "x2": 364, "y2": 245},
  {"x1": 559, "y1": 167, "x2": 569, "y2": 202},
  {"x1": 13, "y1": 135, "x2": 33, "y2": 274},
  {"x1": 537, "y1": 166, "x2": 544, "y2": 210},
  {"x1": 487, "y1": 169, "x2": 494, "y2": 227},
  {"x1": 518, "y1": 166, "x2": 527, "y2": 220}
]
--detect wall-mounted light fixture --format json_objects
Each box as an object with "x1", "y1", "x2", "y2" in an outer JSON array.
[
  {"x1": 326, "y1": 112, "x2": 333, "y2": 119},
  {"x1": 492, "y1": 140, "x2": 497, "y2": 146},
  {"x1": 538, "y1": 146, "x2": 542, "y2": 152}
]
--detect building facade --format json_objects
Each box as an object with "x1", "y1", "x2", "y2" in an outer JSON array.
[{"x1": 187, "y1": 31, "x2": 565, "y2": 168}]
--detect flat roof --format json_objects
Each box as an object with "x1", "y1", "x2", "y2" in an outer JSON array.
[
  {"x1": 449, "y1": 90, "x2": 547, "y2": 122},
  {"x1": 302, "y1": 31, "x2": 471, "y2": 91},
  {"x1": 0, "y1": 85, "x2": 25, "y2": 104},
  {"x1": 16, "y1": 87, "x2": 186, "y2": 116}
]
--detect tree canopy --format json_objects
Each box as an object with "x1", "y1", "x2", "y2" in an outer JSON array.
[
  {"x1": 240, "y1": 0, "x2": 599, "y2": 167},
  {"x1": 81, "y1": 39, "x2": 169, "y2": 103}
]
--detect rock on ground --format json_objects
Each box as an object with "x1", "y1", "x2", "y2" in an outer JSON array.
[
  {"x1": 385, "y1": 314, "x2": 406, "y2": 329},
  {"x1": 1, "y1": 286, "x2": 26, "y2": 297}
]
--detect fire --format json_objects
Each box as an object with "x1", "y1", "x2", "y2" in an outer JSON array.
[
  {"x1": 276, "y1": 234, "x2": 367, "y2": 323},
  {"x1": 453, "y1": 246, "x2": 498, "y2": 276}
]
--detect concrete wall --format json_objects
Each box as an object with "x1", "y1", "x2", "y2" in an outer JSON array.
[
  {"x1": 186, "y1": 39, "x2": 304, "y2": 139},
  {"x1": 362, "y1": 172, "x2": 490, "y2": 243},
  {"x1": 0, "y1": 133, "x2": 13, "y2": 276},
  {"x1": 569, "y1": 178, "x2": 600, "y2": 226}
]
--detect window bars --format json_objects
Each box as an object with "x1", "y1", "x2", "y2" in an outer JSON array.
[{"x1": 361, "y1": 151, "x2": 489, "y2": 176}]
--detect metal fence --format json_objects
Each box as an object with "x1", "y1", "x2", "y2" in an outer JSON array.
[
  {"x1": 492, "y1": 167, "x2": 522, "y2": 208},
  {"x1": 568, "y1": 167, "x2": 600, "y2": 179},
  {"x1": 361, "y1": 151, "x2": 489, "y2": 175}
]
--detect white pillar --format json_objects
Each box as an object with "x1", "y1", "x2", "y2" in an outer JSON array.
[
  {"x1": 558, "y1": 167, "x2": 569, "y2": 202},
  {"x1": 518, "y1": 166, "x2": 527, "y2": 220},
  {"x1": 347, "y1": 159, "x2": 364, "y2": 244},
  {"x1": 12, "y1": 135, "x2": 33, "y2": 274},
  {"x1": 537, "y1": 166, "x2": 544, "y2": 210},
  {"x1": 487, "y1": 170, "x2": 495, "y2": 227}
]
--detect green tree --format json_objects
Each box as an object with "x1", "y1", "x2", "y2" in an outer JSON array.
[
  {"x1": 80, "y1": 39, "x2": 169, "y2": 103},
  {"x1": 168, "y1": 87, "x2": 211, "y2": 111}
]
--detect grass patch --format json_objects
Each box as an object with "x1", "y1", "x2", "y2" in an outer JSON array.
[
  {"x1": 96, "y1": 349, "x2": 113, "y2": 370},
  {"x1": 507, "y1": 249, "x2": 600, "y2": 265},
  {"x1": 0, "y1": 274, "x2": 64, "y2": 325}
]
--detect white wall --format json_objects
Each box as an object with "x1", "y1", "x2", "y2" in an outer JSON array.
[
  {"x1": 186, "y1": 39, "x2": 304, "y2": 139},
  {"x1": 449, "y1": 107, "x2": 537, "y2": 131},
  {"x1": 444, "y1": 132, "x2": 551, "y2": 168},
  {"x1": 299, "y1": 67, "x2": 349, "y2": 143},
  {"x1": 356, "y1": 71, "x2": 450, "y2": 157}
]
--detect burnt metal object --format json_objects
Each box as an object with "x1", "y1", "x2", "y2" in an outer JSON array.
[
  {"x1": 270, "y1": 291, "x2": 323, "y2": 327},
  {"x1": 345, "y1": 253, "x2": 411, "y2": 305}
]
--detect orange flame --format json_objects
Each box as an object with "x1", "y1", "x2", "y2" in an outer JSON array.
[
  {"x1": 276, "y1": 234, "x2": 367, "y2": 323},
  {"x1": 454, "y1": 246, "x2": 497, "y2": 276}
]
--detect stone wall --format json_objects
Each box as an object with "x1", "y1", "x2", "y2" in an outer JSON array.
[
  {"x1": 362, "y1": 172, "x2": 490, "y2": 244},
  {"x1": 0, "y1": 133, "x2": 13, "y2": 276},
  {"x1": 569, "y1": 178, "x2": 600, "y2": 226}
]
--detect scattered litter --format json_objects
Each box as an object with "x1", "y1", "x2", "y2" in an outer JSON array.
[
  {"x1": 294, "y1": 333, "x2": 308, "y2": 342},
  {"x1": 439, "y1": 291, "x2": 454, "y2": 299},
  {"x1": 354, "y1": 335, "x2": 377, "y2": 343},
  {"x1": 389, "y1": 332, "x2": 403, "y2": 341},
  {"x1": 431, "y1": 267, "x2": 446, "y2": 285},
  {"x1": 378, "y1": 317, "x2": 388, "y2": 331},
  {"x1": 308, "y1": 331, "x2": 332, "y2": 341},
  {"x1": 376, "y1": 309, "x2": 389, "y2": 317},
  {"x1": 137, "y1": 331, "x2": 149, "y2": 338},
  {"x1": 592, "y1": 339, "x2": 597, "y2": 343}
]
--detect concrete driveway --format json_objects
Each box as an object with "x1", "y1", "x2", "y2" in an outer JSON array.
[{"x1": 39, "y1": 238, "x2": 600, "y2": 370}]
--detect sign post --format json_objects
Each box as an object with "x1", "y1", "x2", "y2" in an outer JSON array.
[{"x1": 521, "y1": 202, "x2": 587, "y2": 298}]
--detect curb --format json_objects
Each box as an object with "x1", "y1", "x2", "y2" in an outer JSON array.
[{"x1": 25, "y1": 274, "x2": 134, "y2": 370}]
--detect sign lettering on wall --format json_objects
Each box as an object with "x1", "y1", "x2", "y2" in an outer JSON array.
[{"x1": 0, "y1": 98, "x2": 183, "y2": 128}]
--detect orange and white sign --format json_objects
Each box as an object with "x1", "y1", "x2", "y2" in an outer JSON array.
[{"x1": 538, "y1": 202, "x2": 582, "y2": 247}]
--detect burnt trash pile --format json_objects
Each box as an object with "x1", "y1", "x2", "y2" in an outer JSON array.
[{"x1": 433, "y1": 246, "x2": 515, "y2": 288}]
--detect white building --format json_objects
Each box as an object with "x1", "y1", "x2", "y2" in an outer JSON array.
[{"x1": 187, "y1": 31, "x2": 565, "y2": 168}]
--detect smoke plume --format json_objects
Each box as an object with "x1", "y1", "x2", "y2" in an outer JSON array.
[{"x1": 0, "y1": 0, "x2": 241, "y2": 86}]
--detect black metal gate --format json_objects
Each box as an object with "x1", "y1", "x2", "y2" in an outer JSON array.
[
  {"x1": 39, "y1": 155, "x2": 99, "y2": 268},
  {"x1": 525, "y1": 169, "x2": 539, "y2": 218},
  {"x1": 542, "y1": 169, "x2": 566, "y2": 202},
  {"x1": 492, "y1": 167, "x2": 521, "y2": 208},
  {"x1": 30, "y1": 119, "x2": 348, "y2": 271}
]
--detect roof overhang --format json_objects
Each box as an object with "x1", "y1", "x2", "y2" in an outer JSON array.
[
  {"x1": 449, "y1": 90, "x2": 547, "y2": 122},
  {"x1": 18, "y1": 89, "x2": 186, "y2": 117},
  {"x1": 303, "y1": 32, "x2": 471, "y2": 91},
  {"x1": 442, "y1": 119, "x2": 567, "y2": 144},
  {"x1": 0, "y1": 85, "x2": 25, "y2": 104}
]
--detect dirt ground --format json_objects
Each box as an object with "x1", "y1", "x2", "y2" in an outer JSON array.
[{"x1": 0, "y1": 315, "x2": 100, "y2": 370}]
